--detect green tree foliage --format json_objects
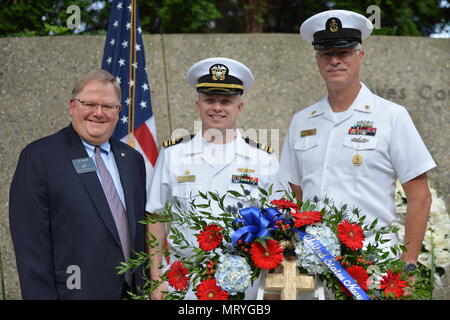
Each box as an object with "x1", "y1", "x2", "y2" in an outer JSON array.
[
  {"x1": 214, "y1": 0, "x2": 449, "y2": 36},
  {"x1": 140, "y1": 0, "x2": 222, "y2": 33},
  {"x1": 0, "y1": 0, "x2": 448, "y2": 37},
  {"x1": 0, "y1": 0, "x2": 112, "y2": 36}
]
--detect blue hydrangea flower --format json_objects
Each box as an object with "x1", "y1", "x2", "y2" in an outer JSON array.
[
  {"x1": 216, "y1": 254, "x2": 252, "y2": 295},
  {"x1": 295, "y1": 225, "x2": 341, "y2": 274}
]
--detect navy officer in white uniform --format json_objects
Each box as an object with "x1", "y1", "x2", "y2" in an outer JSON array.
[
  {"x1": 279, "y1": 10, "x2": 436, "y2": 278},
  {"x1": 146, "y1": 57, "x2": 279, "y2": 300}
]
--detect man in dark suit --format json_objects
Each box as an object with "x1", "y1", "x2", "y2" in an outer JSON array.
[{"x1": 9, "y1": 70, "x2": 146, "y2": 299}]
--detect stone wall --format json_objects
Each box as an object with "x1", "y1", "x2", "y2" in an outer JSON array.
[{"x1": 0, "y1": 34, "x2": 448, "y2": 299}]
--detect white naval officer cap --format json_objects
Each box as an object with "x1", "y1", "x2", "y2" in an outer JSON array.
[
  {"x1": 300, "y1": 10, "x2": 373, "y2": 50},
  {"x1": 186, "y1": 57, "x2": 254, "y2": 95}
]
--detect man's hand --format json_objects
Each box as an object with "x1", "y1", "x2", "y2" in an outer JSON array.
[{"x1": 150, "y1": 281, "x2": 169, "y2": 300}]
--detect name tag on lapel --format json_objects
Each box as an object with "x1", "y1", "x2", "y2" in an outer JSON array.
[
  {"x1": 72, "y1": 157, "x2": 97, "y2": 174},
  {"x1": 300, "y1": 129, "x2": 317, "y2": 137}
]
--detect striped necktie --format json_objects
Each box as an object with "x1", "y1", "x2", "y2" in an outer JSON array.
[{"x1": 94, "y1": 146, "x2": 131, "y2": 284}]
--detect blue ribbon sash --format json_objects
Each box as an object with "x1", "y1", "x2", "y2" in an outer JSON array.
[
  {"x1": 231, "y1": 206, "x2": 371, "y2": 300},
  {"x1": 293, "y1": 228, "x2": 371, "y2": 300}
]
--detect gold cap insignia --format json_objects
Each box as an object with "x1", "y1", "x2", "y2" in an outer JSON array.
[
  {"x1": 210, "y1": 64, "x2": 228, "y2": 81},
  {"x1": 329, "y1": 19, "x2": 339, "y2": 32}
]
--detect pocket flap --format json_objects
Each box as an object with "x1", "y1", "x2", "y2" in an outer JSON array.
[
  {"x1": 171, "y1": 184, "x2": 205, "y2": 199},
  {"x1": 294, "y1": 136, "x2": 319, "y2": 151},
  {"x1": 343, "y1": 135, "x2": 377, "y2": 150}
]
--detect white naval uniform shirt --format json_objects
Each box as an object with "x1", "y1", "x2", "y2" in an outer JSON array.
[
  {"x1": 146, "y1": 130, "x2": 279, "y2": 299},
  {"x1": 146, "y1": 130, "x2": 279, "y2": 255},
  {"x1": 279, "y1": 83, "x2": 436, "y2": 232}
]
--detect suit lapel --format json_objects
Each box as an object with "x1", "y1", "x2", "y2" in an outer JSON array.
[
  {"x1": 63, "y1": 125, "x2": 123, "y2": 251},
  {"x1": 110, "y1": 139, "x2": 137, "y2": 249}
]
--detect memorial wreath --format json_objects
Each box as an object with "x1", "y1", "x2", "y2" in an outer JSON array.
[{"x1": 119, "y1": 186, "x2": 433, "y2": 300}]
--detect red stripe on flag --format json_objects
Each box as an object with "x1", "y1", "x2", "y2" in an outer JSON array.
[{"x1": 134, "y1": 124, "x2": 158, "y2": 166}]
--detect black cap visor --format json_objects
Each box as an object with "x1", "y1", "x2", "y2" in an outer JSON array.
[
  {"x1": 313, "y1": 27, "x2": 361, "y2": 50},
  {"x1": 197, "y1": 87, "x2": 243, "y2": 95},
  {"x1": 314, "y1": 39, "x2": 360, "y2": 50}
]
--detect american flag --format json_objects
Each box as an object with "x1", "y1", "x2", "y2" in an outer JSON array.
[{"x1": 101, "y1": 0, "x2": 158, "y2": 190}]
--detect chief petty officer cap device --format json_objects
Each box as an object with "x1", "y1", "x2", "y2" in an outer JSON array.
[{"x1": 300, "y1": 9, "x2": 373, "y2": 50}]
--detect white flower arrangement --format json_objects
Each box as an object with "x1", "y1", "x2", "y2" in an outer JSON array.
[{"x1": 393, "y1": 180, "x2": 450, "y2": 285}]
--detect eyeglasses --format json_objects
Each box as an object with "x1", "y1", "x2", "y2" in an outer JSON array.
[
  {"x1": 74, "y1": 98, "x2": 120, "y2": 113},
  {"x1": 316, "y1": 49, "x2": 360, "y2": 61}
]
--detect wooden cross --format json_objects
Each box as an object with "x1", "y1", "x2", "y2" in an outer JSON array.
[{"x1": 262, "y1": 258, "x2": 315, "y2": 300}]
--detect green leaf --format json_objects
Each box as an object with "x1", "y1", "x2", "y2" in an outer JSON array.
[
  {"x1": 227, "y1": 190, "x2": 243, "y2": 198},
  {"x1": 209, "y1": 191, "x2": 219, "y2": 201}
]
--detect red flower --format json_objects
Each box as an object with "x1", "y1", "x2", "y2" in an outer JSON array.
[
  {"x1": 339, "y1": 265, "x2": 370, "y2": 297},
  {"x1": 270, "y1": 199, "x2": 298, "y2": 210},
  {"x1": 197, "y1": 224, "x2": 223, "y2": 251},
  {"x1": 292, "y1": 210, "x2": 322, "y2": 228},
  {"x1": 250, "y1": 239, "x2": 284, "y2": 270},
  {"x1": 195, "y1": 278, "x2": 229, "y2": 300},
  {"x1": 167, "y1": 260, "x2": 189, "y2": 291},
  {"x1": 337, "y1": 220, "x2": 364, "y2": 250},
  {"x1": 379, "y1": 270, "x2": 408, "y2": 299}
]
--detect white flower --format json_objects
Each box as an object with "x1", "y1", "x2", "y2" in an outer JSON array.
[
  {"x1": 295, "y1": 225, "x2": 341, "y2": 274},
  {"x1": 216, "y1": 254, "x2": 252, "y2": 295},
  {"x1": 430, "y1": 188, "x2": 447, "y2": 213},
  {"x1": 434, "y1": 248, "x2": 450, "y2": 270},
  {"x1": 394, "y1": 181, "x2": 449, "y2": 278}
]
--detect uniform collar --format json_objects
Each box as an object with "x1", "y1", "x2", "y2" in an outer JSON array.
[
  {"x1": 187, "y1": 129, "x2": 247, "y2": 156},
  {"x1": 308, "y1": 82, "x2": 375, "y2": 121}
]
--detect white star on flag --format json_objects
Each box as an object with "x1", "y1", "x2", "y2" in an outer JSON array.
[{"x1": 101, "y1": 0, "x2": 159, "y2": 192}]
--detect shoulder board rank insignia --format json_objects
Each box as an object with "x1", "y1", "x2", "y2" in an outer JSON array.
[
  {"x1": 243, "y1": 137, "x2": 273, "y2": 154},
  {"x1": 162, "y1": 134, "x2": 195, "y2": 148}
]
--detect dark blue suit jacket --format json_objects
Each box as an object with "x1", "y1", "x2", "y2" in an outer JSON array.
[{"x1": 9, "y1": 125, "x2": 147, "y2": 299}]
